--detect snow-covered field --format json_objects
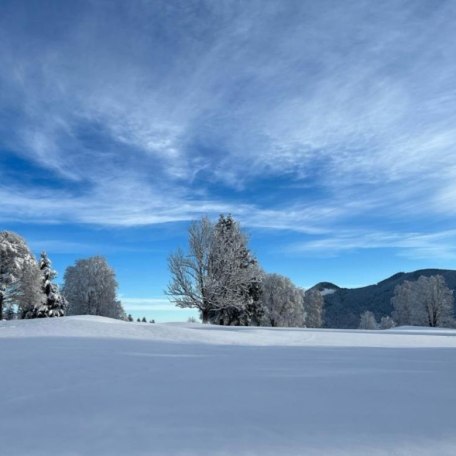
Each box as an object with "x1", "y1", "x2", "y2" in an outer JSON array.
[{"x1": 1, "y1": 317, "x2": 456, "y2": 455}]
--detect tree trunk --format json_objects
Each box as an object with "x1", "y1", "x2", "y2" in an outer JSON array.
[
  {"x1": 201, "y1": 308, "x2": 209, "y2": 324},
  {"x1": 0, "y1": 291, "x2": 3, "y2": 321}
]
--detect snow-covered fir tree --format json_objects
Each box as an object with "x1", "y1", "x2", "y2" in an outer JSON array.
[
  {"x1": 4, "y1": 305, "x2": 15, "y2": 320},
  {"x1": 27, "y1": 252, "x2": 66, "y2": 318},
  {"x1": 207, "y1": 215, "x2": 264, "y2": 326}
]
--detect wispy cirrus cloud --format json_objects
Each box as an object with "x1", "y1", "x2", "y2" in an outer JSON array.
[
  {"x1": 289, "y1": 229, "x2": 456, "y2": 260},
  {"x1": 1, "y1": 0, "x2": 456, "y2": 258}
]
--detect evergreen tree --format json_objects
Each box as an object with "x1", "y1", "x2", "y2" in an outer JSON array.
[
  {"x1": 127, "y1": 314, "x2": 134, "y2": 322},
  {"x1": 4, "y1": 305, "x2": 15, "y2": 320},
  {"x1": 207, "y1": 215, "x2": 263, "y2": 326},
  {"x1": 141, "y1": 317, "x2": 147, "y2": 322},
  {"x1": 28, "y1": 252, "x2": 66, "y2": 318}
]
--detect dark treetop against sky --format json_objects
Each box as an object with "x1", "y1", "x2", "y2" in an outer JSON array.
[{"x1": 1, "y1": 0, "x2": 456, "y2": 320}]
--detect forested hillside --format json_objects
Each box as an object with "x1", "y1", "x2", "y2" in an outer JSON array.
[{"x1": 312, "y1": 269, "x2": 456, "y2": 328}]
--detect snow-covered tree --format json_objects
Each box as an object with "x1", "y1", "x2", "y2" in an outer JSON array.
[
  {"x1": 0, "y1": 231, "x2": 40, "y2": 319},
  {"x1": 168, "y1": 215, "x2": 264, "y2": 325},
  {"x1": 303, "y1": 289, "x2": 324, "y2": 328},
  {"x1": 417, "y1": 275, "x2": 454, "y2": 327},
  {"x1": 207, "y1": 215, "x2": 263, "y2": 326},
  {"x1": 260, "y1": 273, "x2": 304, "y2": 327},
  {"x1": 63, "y1": 256, "x2": 125, "y2": 319},
  {"x1": 167, "y1": 217, "x2": 214, "y2": 323},
  {"x1": 4, "y1": 304, "x2": 15, "y2": 320},
  {"x1": 391, "y1": 280, "x2": 415, "y2": 326},
  {"x1": 359, "y1": 311, "x2": 378, "y2": 329},
  {"x1": 392, "y1": 275, "x2": 454, "y2": 327},
  {"x1": 27, "y1": 252, "x2": 66, "y2": 318},
  {"x1": 15, "y1": 260, "x2": 42, "y2": 318},
  {"x1": 379, "y1": 315, "x2": 396, "y2": 329}
]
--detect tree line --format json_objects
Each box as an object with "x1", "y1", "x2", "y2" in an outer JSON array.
[
  {"x1": 358, "y1": 274, "x2": 455, "y2": 329},
  {"x1": 1, "y1": 216, "x2": 455, "y2": 329},
  {"x1": 168, "y1": 215, "x2": 455, "y2": 329}
]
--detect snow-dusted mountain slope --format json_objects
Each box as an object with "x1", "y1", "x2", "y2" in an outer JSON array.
[{"x1": 1, "y1": 316, "x2": 455, "y2": 455}]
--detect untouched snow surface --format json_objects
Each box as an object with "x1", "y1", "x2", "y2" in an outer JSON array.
[{"x1": 1, "y1": 316, "x2": 456, "y2": 455}]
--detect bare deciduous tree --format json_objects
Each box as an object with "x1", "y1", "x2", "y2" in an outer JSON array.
[
  {"x1": 418, "y1": 275, "x2": 454, "y2": 327},
  {"x1": 392, "y1": 275, "x2": 454, "y2": 327},
  {"x1": 379, "y1": 315, "x2": 396, "y2": 329},
  {"x1": 260, "y1": 273, "x2": 304, "y2": 327},
  {"x1": 391, "y1": 280, "x2": 415, "y2": 326},
  {"x1": 167, "y1": 217, "x2": 214, "y2": 323},
  {"x1": 63, "y1": 256, "x2": 125, "y2": 319},
  {"x1": 0, "y1": 231, "x2": 41, "y2": 320},
  {"x1": 303, "y1": 289, "x2": 324, "y2": 328},
  {"x1": 14, "y1": 261, "x2": 42, "y2": 319},
  {"x1": 359, "y1": 310, "x2": 378, "y2": 330}
]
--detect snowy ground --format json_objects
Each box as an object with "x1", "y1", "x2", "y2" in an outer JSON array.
[{"x1": 1, "y1": 317, "x2": 455, "y2": 455}]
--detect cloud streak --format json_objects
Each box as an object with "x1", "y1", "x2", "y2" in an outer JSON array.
[
  {"x1": 1, "y1": 0, "x2": 456, "y2": 257},
  {"x1": 289, "y1": 229, "x2": 456, "y2": 261}
]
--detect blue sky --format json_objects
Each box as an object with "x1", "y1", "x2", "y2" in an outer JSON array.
[{"x1": 1, "y1": 0, "x2": 456, "y2": 321}]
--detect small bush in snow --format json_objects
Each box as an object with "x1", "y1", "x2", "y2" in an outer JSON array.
[
  {"x1": 359, "y1": 311, "x2": 378, "y2": 330},
  {"x1": 380, "y1": 316, "x2": 396, "y2": 329}
]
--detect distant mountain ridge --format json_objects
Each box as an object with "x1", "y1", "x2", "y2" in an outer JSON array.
[{"x1": 310, "y1": 269, "x2": 456, "y2": 329}]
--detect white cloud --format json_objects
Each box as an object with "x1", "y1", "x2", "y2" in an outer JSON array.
[
  {"x1": 120, "y1": 297, "x2": 175, "y2": 312},
  {"x1": 1, "y1": 0, "x2": 456, "y2": 251},
  {"x1": 290, "y1": 229, "x2": 456, "y2": 260}
]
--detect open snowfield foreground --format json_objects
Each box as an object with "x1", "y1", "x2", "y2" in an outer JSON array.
[{"x1": 1, "y1": 317, "x2": 456, "y2": 456}]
